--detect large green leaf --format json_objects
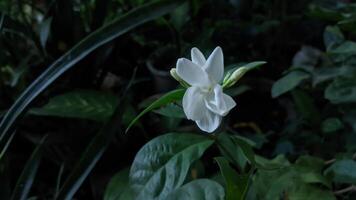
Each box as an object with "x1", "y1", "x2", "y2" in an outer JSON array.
[
  {"x1": 29, "y1": 90, "x2": 118, "y2": 122},
  {"x1": 325, "y1": 159, "x2": 356, "y2": 184},
  {"x1": 126, "y1": 89, "x2": 185, "y2": 132},
  {"x1": 215, "y1": 157, "x2": 250, "y2": 200},
  {"x1": 0, "y1": 0, "x2": 184, "y2": 145},
  {"x1": 129, "y1": 133, "x2": 213, "y2": 200},
  {"x1": 166, "y1": 179, "x2": 225, "y2": 200},
  {"x1": 10, "y1": 136, "x2": 47, "y2": 200},
  {"x1": 272, "y1": 70, "x2": 310, "y2": 98}
]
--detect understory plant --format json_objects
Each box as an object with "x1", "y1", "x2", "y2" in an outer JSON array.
[{"x1": 1, "y1": 0, "x2": 356, "y2": 199}]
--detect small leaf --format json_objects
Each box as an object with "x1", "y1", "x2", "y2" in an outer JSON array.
[
  {"x1": 328, "y1": 41, "x2": 356, "y2": 64},
  {"x1": 39, "y1": 17, "x2": 52, "y2": 48},
  {"x1": 292, "y1": 90, "x2": 321, "y2": 126},
  {"x1": 166, "y1": 179, "x2": 225, "y2": 200},
  {"x1": 10, "y1": 136, "x2": 47, "y2": 200},
  {"x1": 272, "y1": 70, "x2": 310, "y2": 98},
  {"x1": 321, "y1": 118, "x2": 343, "y2": 134},
  {"x1": 323, "y1": 26, "x2": 344, "y2": 50},
  {"x1": 129, "y1": 133, "x2": 213, "y2": 199},
  {"x1": 325, "y1": 77, "x2": 356, "y2": 104},
  {"x1": 215, "y1": 157, "x2": 250, "y2": 200},
  {"x1": 126, "y1": 89, "x2": 185, "y2": 132},
  {"x1": 29, "y1": 90, "x2": 118, "y2": 122}
]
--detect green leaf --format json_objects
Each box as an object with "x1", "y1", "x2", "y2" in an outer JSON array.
[
  {"x1": 325, "y1": 159, "x2": 356, "y2": 184},
  {"x1": 272, "y1": 70, "x2": 310, "y2": 98},
  {"x1": 104, "y1": 168, "x2": 133, "y2": 200},
  {"x1": 250, "y1": 158, "x2": 335, "y2": 200},
  {"x1": 215, "y1": 157, "x2": 250, "y2": 200},
  {"x1": 232, "y1": 136, "x2": 256, "y2": 166},
  {"x1": 216, "y1": 133, "x2": 256, "y2": 170},
  {"x1": 0, "y1": 0, "x2": 184, "y2": 148},
  {"x1": 288, "y1": 184, "x2": 336, "y2": 200},
  {"x1": 129, "y1": 133, "x2": 213, "y2": 200},
  {"x1": 153, "y1": 103, "x2": 185, "y2": 118},
  {"x1": 328, "y1": 41, "x2": 356, "y2": 64},
  {"x1": 308, "y1": 5, "x2": 343, "y2": 22},
  {"x1": 254, "y1": 155, "x2": 290, "y2": 170},
  {"x1": 223, "y1": 61, "x2": 266, "y2": 88},
  {"x1": 321, "y1": 118, "x2": 344, "y2": 134},
  {"x1": 325, "y1": 77, "x2": 356, "y2": 104},
  {"x1": 126, "y1": 89, "x2": 185, "y2": 132},
  {"x1": 216, "y1": 133, "x2": 248, "y2": 169},
  {"x1": 170, "y1": 2, "x2": 190, "y2": 30},
  {"x1": 293, "y1": 91, "x2": 319, "y2": 121},
  {"x1": 166, "y1": 179, "x2": 225, "y2": 200},
  {"x1": 292, "y1": 90, "x2": 321, "y2": 126},
  {"x1": 10, "y1": 136, "x2": 47, "y2": 200},
  {"x1": 312, "y1": 65, "x2": 356, "y2": 86},
  {"x1": 29, "y1": 90, "x2": 118, "y2": 122},
  {"x1": 294, "y1": 156, "x2": 331, "y2": 188},
  {"x1": 38, "y1": 17, "x2": 52, "y2": 48},
  {"x1": 323, "y1": 26, "x2": 344, "y2": 50}
]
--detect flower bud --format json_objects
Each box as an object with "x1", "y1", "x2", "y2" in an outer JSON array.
[
  {"x1": 170, "y1": 68, "x2": 190, "y2": 88},
  {"x1": 222, "y1": 61, "x2": 266, "y2": 88},
  {"x1": 222, "y1": 67, "x2": 248, "y2": 88}
]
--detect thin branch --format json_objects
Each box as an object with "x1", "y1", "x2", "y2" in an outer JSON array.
[{"x1": 334, "y1": 185, "x2": 356, "y2": 195}]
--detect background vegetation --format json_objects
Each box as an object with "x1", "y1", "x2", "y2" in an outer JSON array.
[{"x1": 1, "y1": 0, "x2": 356, "y2": 199}]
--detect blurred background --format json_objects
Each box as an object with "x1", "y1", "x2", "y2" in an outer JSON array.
[{"x1": 1, "y1": 0, "x2": 356, "y2": 199}]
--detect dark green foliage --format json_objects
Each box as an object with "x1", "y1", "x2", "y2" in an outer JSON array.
[{"x1": 1, "y1": 0, "x2": 356, "y2": 199}]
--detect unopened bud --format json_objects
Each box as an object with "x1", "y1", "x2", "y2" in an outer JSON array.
[
  {"x1": 170, "y1": 68, "x2": 190, "y2": 88},
  {"x1": 222, "y1": 61, "x2": 266, "y2": 89},
  {"x1": 223, "y1": 67, "x2": 248, "y2": 88}
]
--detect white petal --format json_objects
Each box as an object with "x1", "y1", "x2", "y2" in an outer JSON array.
[
  {"x1": 203, "y1": 46, "x2": 224, "y2": 83},
  {"x1": 182, "y1": 86, "x2": 207, "y2": 120},
  {"x1": 191, "y1": 47, "x2": 206, "y2": 66},
  {"x1": 205, "y1": 85, "x2": 236, "y2": 116},
  {"x1": 196, "y1": 111, "x2": 222, "y2": 133},
  {"x1": 176, "y1": 58, "x2": 210, "y2": 87}
]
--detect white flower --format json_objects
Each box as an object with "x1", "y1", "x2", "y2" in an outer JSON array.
[{"x1": 175, "y1": 46, "x2": 236, "y2": 133}]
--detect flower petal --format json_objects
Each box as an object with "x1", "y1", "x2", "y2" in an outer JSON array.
[
  {"x1": 182, "y1": 86, "x2": 207, "y2": 120},
  {"x1": 176, "y1": 58, "x2": 210, "y2": 87},
  {"x1": 191, "y1": 47, "x2": 206, "y2": 66},
  {"x1": 205, "y1": 85, "x2": 236, "y2": 116},
  {"x1": 203, "y1": 46, "x2": 224, "y2": 83},
  {"x1": 196, "y1": 111, "x2": 222, "y2": 133}
]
